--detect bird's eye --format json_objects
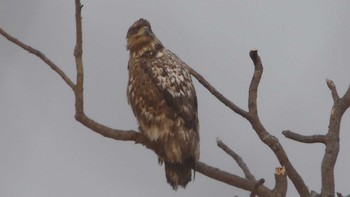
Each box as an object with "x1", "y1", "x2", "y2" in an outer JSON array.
[{"x1": 129, "y1": 27, "x2": 139, "y2": 35}]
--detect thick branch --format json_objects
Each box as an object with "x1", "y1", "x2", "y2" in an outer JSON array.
[
  {"x1": 273, "y1": 174, "x2": 287, "y2": 196},
  {"x1": 321, "y1": 80, "x2": 350, "y2": 196},
  {"x1": 282, "y1": 130, "x2": 326, "y2": 144},
  {"x1": 195, "y1": 162, "x2": 273, "y2": 197},
  {"x1": 0, "y1": 27, "x2": 75, "y2": 90},
  {"x1": 272, "y1": 166, "x2": 288, "y2": 196},
  {"x1": 217, "y1": 139, "x2": 255, "y2": 181}
]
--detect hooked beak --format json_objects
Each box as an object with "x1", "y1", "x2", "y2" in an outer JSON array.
[{"x1": 139, "y1": 26, "x2": 153, "y2": 36}]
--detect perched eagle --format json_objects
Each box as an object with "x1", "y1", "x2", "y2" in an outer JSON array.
[{"x1": 126, "y1": 18, "x2": 200, "y2": 189}]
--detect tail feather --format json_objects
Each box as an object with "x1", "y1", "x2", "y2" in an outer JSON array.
[{"x1": 164, "y1": 159, "x2": 194, "y2": 190}]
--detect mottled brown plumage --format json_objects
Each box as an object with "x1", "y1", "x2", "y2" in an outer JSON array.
[{"x1": 126, "y1": 18, "x2": 200, "y2": 189}]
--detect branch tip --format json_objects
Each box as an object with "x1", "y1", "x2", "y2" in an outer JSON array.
[
  {"x1": 250, "y1": 178, "x2": 265, "y2": 197},
  {"x1": 282, "y1": 130, "x2": 326, "y2": 144},
  {"x1": 249, "y1": 49, "x2": 259, "y2": 65},
  {"x1": 326, "y1": 79, "x2": 339, "y2": 101}
]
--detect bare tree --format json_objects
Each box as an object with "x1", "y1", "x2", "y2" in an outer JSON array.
[{"x1": 1, "y1": 1, "x2": 349, "y2": 196}]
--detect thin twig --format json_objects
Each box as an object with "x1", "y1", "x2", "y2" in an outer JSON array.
[
  {"x1": 217, "y1": 138, "x2": 255, "y2": 180},
  {"x1": 282, "y1": 130, "x2": 326, "y2": 144},
  {"x1": 0, "y1": 27, "x2": 75, "y2": 90},
  {"x1": 188, "y1": 66, "x2": 250, "y2": 119}
]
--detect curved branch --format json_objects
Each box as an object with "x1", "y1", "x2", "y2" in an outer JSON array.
[
  {"x1": 248, "y1": 49, "x2": 263, "y2": 116},
  {"x1": 0, "y1": 27, "x2": 75, "y2": 90},
  {"x1": 282, "y1": 130, "x2": 326, "y2": 144},
  {"x1": 246, "y1": 50, "x2": 310, "y2": 196}
]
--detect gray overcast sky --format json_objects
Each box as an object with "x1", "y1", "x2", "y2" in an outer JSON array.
[{"x1": 1, "y1": 1, "x2": 350, "y2": 196}]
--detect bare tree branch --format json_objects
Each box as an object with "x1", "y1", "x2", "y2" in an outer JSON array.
[
  {"x1": 282, "y1": 130, "x2": 326, "y2": 144},
  {"x1": 246, "y1": 49, "x2": 310, "y2": 197},
  {"x1": 187, "y1": 66, "x2": 250, "y2": 119},
  {"x1": 326, "y1": 79, "x2": 339, "y2": 101},
  {"x1": 195, "y1": 162, "x2": 273, "y2": 197},
  {"x1": 250, "y1": 178, "x2": 265, "y2": 197},
  {"x1": 273, "y1": 166, "x2": 288, "y2": 196},
  {"x1": 73, "y1": 0, "x2": 84, "y2": 115},
  {"x1": 217, "y1": 138, "x2": 256, "y2": 181},
  {"x1": 248, "y1": 49, "x2": 262, "y2": 116},
  {"x1": 321, "y1": 80, "x2": 350, "y2": 196},
  {"x1": 0, "y1": 27, "x2": 75, "y2": 90},
  {"x1": 192, "y1": 49, "x2": 310, "y2": 195}
]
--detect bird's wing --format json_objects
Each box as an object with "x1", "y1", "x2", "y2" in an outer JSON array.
[{"x1": 141, "y1": 49, "x2": 198, "y2": 132}]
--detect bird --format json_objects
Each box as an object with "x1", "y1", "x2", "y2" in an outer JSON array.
[{"x1": 126, "y1": 18, "x2": 200, "y2": 190}]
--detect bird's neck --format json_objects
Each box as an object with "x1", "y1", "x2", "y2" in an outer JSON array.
[{"x1": 130, "y1": 39, "x2": 164, "y2": 58}]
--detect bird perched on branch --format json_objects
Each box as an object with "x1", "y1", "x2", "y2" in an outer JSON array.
[{"x1": 126, "y1": 18, "x2": 200, "y2": 190}]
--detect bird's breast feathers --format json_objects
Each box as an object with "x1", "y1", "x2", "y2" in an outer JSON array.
[{"x1": 127, "y1": 49, "x2": 198, "y2": 139}]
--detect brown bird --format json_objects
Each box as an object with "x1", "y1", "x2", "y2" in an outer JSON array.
[{"x1": 126, "y1": 18, "x2": 200, "y2": 189}]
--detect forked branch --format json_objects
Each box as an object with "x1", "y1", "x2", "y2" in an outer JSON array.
[
  {"x1": 245, "y1": 49, "x2": 310, "y2": 196},
  {"x1": 320, "y1": 80, "x2": 350, "y2": 196}
]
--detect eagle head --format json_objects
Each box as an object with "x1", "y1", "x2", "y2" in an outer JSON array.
[{"x1": 126, "y1": 18, "x2": 163, "y2": 57}]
